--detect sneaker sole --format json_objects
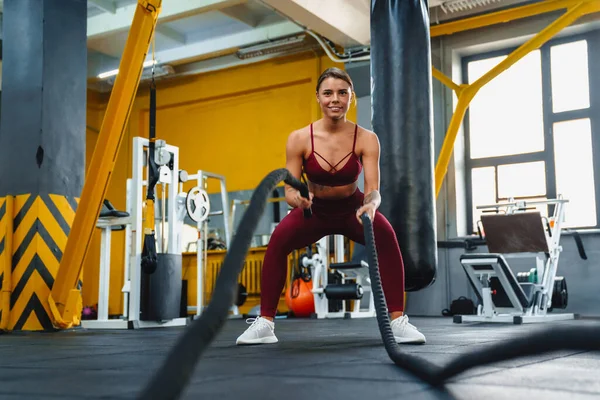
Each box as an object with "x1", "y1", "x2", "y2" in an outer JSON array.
[
  {"x1": 236, "y1": 336, "x2": 279, "y2": 345},
  {"x1": 394, "y1": 336, "x2": 426, "y2": 345}
]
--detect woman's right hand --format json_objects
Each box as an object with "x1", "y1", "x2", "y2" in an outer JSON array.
[{"x1": 295, "y1": 190, "x2": 314, "y2": 209}]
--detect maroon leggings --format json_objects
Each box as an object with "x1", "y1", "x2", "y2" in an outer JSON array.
[{"x1": 260, "y1": 189, "x2": 405, "y2": 317}]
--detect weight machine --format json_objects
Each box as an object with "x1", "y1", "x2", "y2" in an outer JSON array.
[
  {"x1": 83, "y1": 137, "x2": 186, "y2": 329},
  {"x1": 302, "y1": 235, "x2": 376, "y2": 319},
  {"x1": 455, "y1": 197, "x2": 574, "y2": 325},
  {"x1": 183, "y1": 170, "x2": 241, "y2": 318},
  {"x1": 82, "y1": 137, "x2": 232, "y2": 329}
]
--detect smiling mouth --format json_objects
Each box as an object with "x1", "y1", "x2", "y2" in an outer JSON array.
[{"x1": 329, "y1": 107, "x2": 342, "y2": 111}]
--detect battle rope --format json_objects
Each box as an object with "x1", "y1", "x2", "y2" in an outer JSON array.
[
  {"x1": 138, "y1": 169, "x2": 310, "y2": 399},
  {"x1": 363, "y1": 212, "x2": 600, "y2": 386},
  {"x1": 361, "y1": 212, "x2": 444, "y2": 385},
  {"x1": 139, "y1": 169, "x2": 600, "y2": 399}
]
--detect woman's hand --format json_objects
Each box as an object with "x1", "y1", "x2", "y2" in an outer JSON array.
[
  {"x1": 295, "y1": 190, "x2": 314, "y2": 209},
  {"x1": 356, "y1": 202, "x2": 377, "y2": 224},
  {"x1": 356, "y1": 190, "x2": 380, "y2": 224}
]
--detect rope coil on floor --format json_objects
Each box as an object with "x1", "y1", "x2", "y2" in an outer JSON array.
[
  {"x1": 139, "y1": 169, "x2": 600, "y2": 399},
  {"x1": 362, "y1": 213, "x2": 600, "y2": 385}
]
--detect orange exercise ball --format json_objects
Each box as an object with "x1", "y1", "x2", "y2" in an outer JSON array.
[{"x1": 286, "y1": 278, "x2": 315, "y2": 318}]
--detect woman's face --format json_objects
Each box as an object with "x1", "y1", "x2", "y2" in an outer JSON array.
[{"x1": 316, "y1": 77, "x2": 352, "y2": 120}]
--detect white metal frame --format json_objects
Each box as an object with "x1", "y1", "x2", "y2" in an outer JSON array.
[
  {"x1": 83, "y1": 137, "x2": 189, "y2": 330},
  {"x1": 81, "y1": 215, "x2": 132, "y2": 330},
  {"x1": 307, "y1": 235, "x2": 376, "y2": 319},
  {"x1": 457, "y1": 197, "x2": 575, "y2": 325},
  {"x1": 186, "y1": 170, "x2": 235, "y2": 318},
  {"x1": 128, "y1": 137, "x2": 188, "y2": 329}
]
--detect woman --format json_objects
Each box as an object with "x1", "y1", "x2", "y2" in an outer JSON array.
[{"x1": 237, "y1": 67, "x2": 426, "y2": 345}]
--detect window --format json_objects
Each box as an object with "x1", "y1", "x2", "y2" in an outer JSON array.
[
  {"x1": 550, "y1": 40, "x2": 590, "y2": 113},
  {"x1": 463, "y1": 31, "x2": 598, "y2": 232},
  {"x1": 497, "y1": 161, "x2": 547, "y2": 200},
  {"x1": 467, "y1": 51, "x2": 545, "y2": 159},
  {"x1": 553, "y1": 118, "x2": 596, "y2": 227},
  {"x1": 471, "y1": 167, "x2": 496, "y2": 233}
]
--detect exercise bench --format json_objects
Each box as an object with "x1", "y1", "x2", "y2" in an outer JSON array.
[{"x1": 455, "y1": 198, "x2": 573, "y2": 325}]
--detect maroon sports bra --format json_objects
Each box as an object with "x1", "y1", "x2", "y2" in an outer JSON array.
[{"x1": 303, "y1": 123, "x2": 363, "y2": 187}]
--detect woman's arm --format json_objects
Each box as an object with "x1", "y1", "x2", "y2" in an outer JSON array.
[
  {"x1": 284, "y1": 130, "x2": 313, "y2": 209},
  {"x1": 361, "y1": 131, "x2": 381, "y2": 208},
  {"x1": 356, "y1": 131, "x2": 381, "y2": 222}
]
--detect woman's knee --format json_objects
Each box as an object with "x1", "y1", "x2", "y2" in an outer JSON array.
[
  {"x1": 263, "y1": 222, "x2": 297, "y2": 268},
  {"x1": 268, "y1": 218, "x2": 299, "y2": 249}
]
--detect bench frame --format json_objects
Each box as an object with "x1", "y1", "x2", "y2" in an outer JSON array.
[{"x1": 456, "y1": 197, "x2": 575, "y2": 325}]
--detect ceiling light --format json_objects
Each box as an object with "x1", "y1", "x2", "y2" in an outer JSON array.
[{"x1": 97, "y1": 59, "x2": 158, "y2": 79}]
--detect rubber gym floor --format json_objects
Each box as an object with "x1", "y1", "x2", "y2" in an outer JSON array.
[{"x1": 1, "y1": 317, "x2": 599, "y2": 399}]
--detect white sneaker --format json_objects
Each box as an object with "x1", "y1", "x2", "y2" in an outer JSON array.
[
  {"x1": 236, "y1": 317, "x2": 279, "y2": 345},
  {"x1": 391, "y1": 315, "x2": 426, "y2": 344}
]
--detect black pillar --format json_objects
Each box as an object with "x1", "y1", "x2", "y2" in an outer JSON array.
[
  {"x1": 0, "y1": 0, "x2": 86, "y2": 197},
  {"x1": 370, "y1": 0, "x2": 437, "y2": 291},
  {"x1": 0, "y1": 0, "x2": 86, "y2": 331}
]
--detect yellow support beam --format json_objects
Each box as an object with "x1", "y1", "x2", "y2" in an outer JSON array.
[
  {"x1": 0, "y1": 196, "x2": 13, "y2": 331},
  {"x1": 430, "y1": 0, "x2": 600, "y2": 106},
  {"x1": 432, "y1": 67, "x2": 465, "y2": 94},
  {"x1": 48, "y1": 0, "x2": 163, "y2": 329},
  {"x1": 434, "y1": 1, "x2": 600, "y2": 198},
  {"x1": 430, "y1": 0, "x2": 599, "y2": 37}
]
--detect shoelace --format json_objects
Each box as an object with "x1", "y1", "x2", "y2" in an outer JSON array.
[
  {"x1": 392, "y1": 315, "x2": 409, "y2": 329},
  {"x1": 245, "y1": 317, "x2": 269, "y2": 331}
]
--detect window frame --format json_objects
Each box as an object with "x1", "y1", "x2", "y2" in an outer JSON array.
[{"x1": 462, "y1": 29, "x2": 600, "y2": 232}]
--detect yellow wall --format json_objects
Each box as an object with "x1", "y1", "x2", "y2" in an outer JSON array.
[{"x1": 82, "y1": 52, "x2": 356, "y2": 315}]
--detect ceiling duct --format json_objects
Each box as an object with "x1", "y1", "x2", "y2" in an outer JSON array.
[
  {"x1": 439, "y1": 0, "x2": 504, "y2": 13},
  {"x1": 235, "y1": 34, "x2": 317, "y2": 59}
]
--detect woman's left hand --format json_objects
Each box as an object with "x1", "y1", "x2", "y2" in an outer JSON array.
[{"x1": 356, "y1": 203, "x2": 377, "y2": 225}]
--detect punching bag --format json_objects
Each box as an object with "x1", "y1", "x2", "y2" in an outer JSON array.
[{"x1": 370, "y1": 0, "x2": 437, "y2": 291}]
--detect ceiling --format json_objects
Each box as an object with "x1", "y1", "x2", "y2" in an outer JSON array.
[
  {"x1": 84, "y1": 0, "x2": 542, "y2": 91},
  {"x1": 0, "y1": 0, "x2": 542, "y2": 91},
  {"x1": 86, "y1": 0, "x2": 318, "y2": 90}
]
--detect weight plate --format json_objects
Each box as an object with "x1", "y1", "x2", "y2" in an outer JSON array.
[{"x1": 186, "y1": 186, "x2": 210, "y2": 223}]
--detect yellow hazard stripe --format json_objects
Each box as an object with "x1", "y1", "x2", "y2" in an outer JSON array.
[{"x1": 7, "y1": 194, "x2": 79, "y2": 331}]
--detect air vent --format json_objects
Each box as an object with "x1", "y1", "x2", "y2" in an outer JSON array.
[
  {"x1": 236, "y1": 35, "x2": 313, "y2": 59},
  {"x1": 440, "y1": 0, "x2": 503, "y2": 13}
]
